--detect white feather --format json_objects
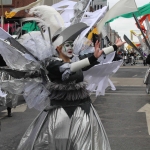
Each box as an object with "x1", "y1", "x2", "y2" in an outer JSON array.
[{"x1": 28, "y1": 5, "x2": 65, "y2": 37}]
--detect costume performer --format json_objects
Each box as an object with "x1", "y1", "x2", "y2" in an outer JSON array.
[
  {"x1": 0, "y1": 21, "x2": 125, "y2": 150},
  {"x1": 0, "y1": 3, "x2": 125, "y2": 149},
  {"x1": 15, "y1": 22, "x2": 124, "y2": 150}
]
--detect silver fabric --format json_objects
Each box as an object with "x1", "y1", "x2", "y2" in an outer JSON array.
[
  {"x1": 0, "y1": 94, "x2": 6, "y2": 106},
  {"x1": 0, "y1": 71, "x2": 19, "y2": 107},
  {"x1": 73, "y1": 37, "x2": 92, "y2": 55},
  {"x1": 0, "y1": 70, "x2": 11, "y2": 81},
  {"x1": 0, "y1": 79, "x2": 25, "y2": 95},
  {"x1": 59, "y1": 63, "x2": 70, "y2": 72},
  {"x1": 23, "y1": 81, "x2": 50, "y2": 111},
  {"x1": 59, "y1": 63, "x2": 72, "y2": 81},
  {"x1": 17, "y1": 104, "x2": 111, "y2": 150},
  {"x1": 0, "y1": 76, "x2": 49, "y2": 111},
  {"x1": 71, "y1": 0, "x2": 92, "y2": 24},
  {"x1": 0, "y1": 78, "x2": 42, "y2": 95},
  {"x1": 62, "y1": 69, "x2": 72, "y2": 81},
  {"x1": 18, "y1": 32, "x2": 53, "y2": 61},
  {"x1": 0, "y1": 38, "x2": 40, "y2": 71},
  {"x1": 0, "y1": 92, "x2": 18, "y2": 108}
]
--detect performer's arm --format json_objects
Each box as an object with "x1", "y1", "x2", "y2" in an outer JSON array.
[
  {"x1": 70, "y1": 44, "x2": 118, "y2": 72},
  {"x1": 102, "y1": 45, "x2": 118, "y2": 55},
  {"x1": 70, "y1": 54, "x2": 98, "y2": 72},
  {"x1": 47, "y1": 40, "x2": 124, "y2": 81}
]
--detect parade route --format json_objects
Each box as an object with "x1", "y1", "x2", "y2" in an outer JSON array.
[
  {"x1": 0, "y1": 0, "x2": 149, "y2": 149},
  {"x1": 95, "y1": 86, "x2": 150, "y2": 150},
  {"x1": 1, "y1": 65, "x2": 150, "y2": 150},
  {"x1": 93, "y1": 65, "x2": 150, "y2": 150},
  {"x1": 0, "y1": 104, "x2": 27, "y2": 120}
]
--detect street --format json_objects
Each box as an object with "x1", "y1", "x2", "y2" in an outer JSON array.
[{"x1": 0, "y1": 64, "x2": 150, "y2": 150}]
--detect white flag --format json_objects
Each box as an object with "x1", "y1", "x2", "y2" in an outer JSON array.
[{"x1": 97, "y1": 0, "x2": 138, "y2": 33}]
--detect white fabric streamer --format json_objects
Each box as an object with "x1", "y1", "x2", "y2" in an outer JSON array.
[
  {"x1": 84, "y1": 60, "x2": 123, "y2": 96},
  {"x1": 0, "y1": 87, "x2": 7, "y2": 97}
]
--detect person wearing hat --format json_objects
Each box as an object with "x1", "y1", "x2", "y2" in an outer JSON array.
[
  {"x1": 3, "y1": 2, "x2": 125, "y2": 149},
  {"x1": 17, "y1": 21, "x2": 125, "y2": 150}
]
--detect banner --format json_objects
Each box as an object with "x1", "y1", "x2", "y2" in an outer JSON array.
[
  {"x1": 97, "y1": 0, "x2": 137, "y2": 33},
  {"x1": 107, "y1": 2, "x2": 150, "y2": 23}
]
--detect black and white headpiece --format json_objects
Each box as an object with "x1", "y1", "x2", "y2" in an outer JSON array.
[{"x1": 53, "y1": 22, "x2": 88, "y2": 49}]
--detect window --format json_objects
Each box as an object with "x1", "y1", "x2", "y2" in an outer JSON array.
[{"x1": 0, "y1": 0, "x2": 12, "y2": 5}]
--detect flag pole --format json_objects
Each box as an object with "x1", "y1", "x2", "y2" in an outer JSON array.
[
  {"x1": 145, "y1": 16, "x2": 150, "y2": 43},
  {"x1": 133, "y1": 13, "x2": 150, "y2": 50},
  {"x1": 145, "y1": 16, "x2": 150, "y2": 31},
  {"x1": 7, "y1": 21, "x2": 9, "y2": 33},
  {"x1": 123, "y1": 34, "x2": 144, "y2": 58}
]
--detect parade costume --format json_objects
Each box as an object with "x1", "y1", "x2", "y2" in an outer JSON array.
[
  {"x1": 15, "y1": 20, "x2": 120, "y2": 149},
  {"x1": 0, "y1": 21, "x2": 120, "y2": 149},
  {"x1": 0, "y1": 1, "x2": 124, "y2": 149},
  {"x1": 0, "y1": 23, "x2": 116, "y2": 150}
]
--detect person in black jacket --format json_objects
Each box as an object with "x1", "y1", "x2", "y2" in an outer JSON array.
[{"x1": 146, "y1": 54, "x2": 150, "y2": 64}]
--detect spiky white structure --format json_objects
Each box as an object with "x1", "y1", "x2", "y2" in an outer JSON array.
[
  {"x1": 18, "y1": 5, "x2": 65, "y2": 56},
  {"x1": 29, "y1": 5, "x2": 65, "y2": 37}
]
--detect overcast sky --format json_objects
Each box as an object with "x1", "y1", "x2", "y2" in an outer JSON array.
[{"x1": 107, "y1": 0, "x2": 150, "y2": 42}]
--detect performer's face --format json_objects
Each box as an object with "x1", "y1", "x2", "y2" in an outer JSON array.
[{"x1": 61, "y1": 41, "x2": 74, "y2": 58}]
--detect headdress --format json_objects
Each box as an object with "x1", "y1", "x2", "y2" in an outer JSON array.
[
  {"x1": 0, "y1": 0, "x2": 123, "y2": 111},
  {"x1": 6, "y1": 3, "x2": 65, "y2": 38},
  {"x1": 28, "y1": 5, "x2": 65, "y2": 36},
  {"x1": 53, "y1": 23, "x2": 88, "y2": 49}
]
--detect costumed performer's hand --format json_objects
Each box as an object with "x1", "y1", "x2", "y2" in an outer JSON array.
[
  {"x1": 115, "y1": 38, "x2": 126, "y2": 47},
  {"x1": 94, "y1": 40, "x2": 103, "y2": 58}
]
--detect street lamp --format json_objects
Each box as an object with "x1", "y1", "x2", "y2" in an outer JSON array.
[{"x1": 0, "y1": 0, "x2": 3, "y2": 28}]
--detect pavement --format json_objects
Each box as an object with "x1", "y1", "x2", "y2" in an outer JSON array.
[
  {"x1": 93, "y1": 63, "x2": 150, "y2": 150},
  {"x1": 110, "y1": 78, "x2": 145, "y2": 87},
  {"x1": 94, "y1": 87, "x2": 150, "y2": 150},
  {"x1": 0, "y1": 63, "x2": 150, "y2": 150},
  {"x1": 109, "y1": 64, "x2": 147, "y2": 87}
]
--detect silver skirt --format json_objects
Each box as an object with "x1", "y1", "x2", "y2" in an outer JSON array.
[{"x1": 17, "y1": 104, "x2": 111, "y2": 150}]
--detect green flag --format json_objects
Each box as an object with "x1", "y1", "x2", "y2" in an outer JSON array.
[{"x1": 107, "y1": 3, "x2": 150, "y2": 23}]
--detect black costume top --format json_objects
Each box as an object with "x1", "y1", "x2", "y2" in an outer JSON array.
[{"x1": 45, "y1": 54, "x2": 98, "y2": 116}]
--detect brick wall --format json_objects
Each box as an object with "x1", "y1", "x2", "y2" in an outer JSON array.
[{"x1": 0, "y1": 0, "x2": 36, "y2": 17}]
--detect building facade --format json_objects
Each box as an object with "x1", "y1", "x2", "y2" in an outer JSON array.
[
  {"x1": 0, "y1": 0, "x2": 36, "y2": 33},
  {"x1": 42, "y1": 0, "x2": 78, "y2": 5},
  {"x1": 0, "y1": 0, "x2": 123, "y2": 49},
  {"x1": 0, "y1": 0, "x2": 36, "y2": 18},
  {"x1": 91, "y1": 0, "x2": 107, "y2": 10}
]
